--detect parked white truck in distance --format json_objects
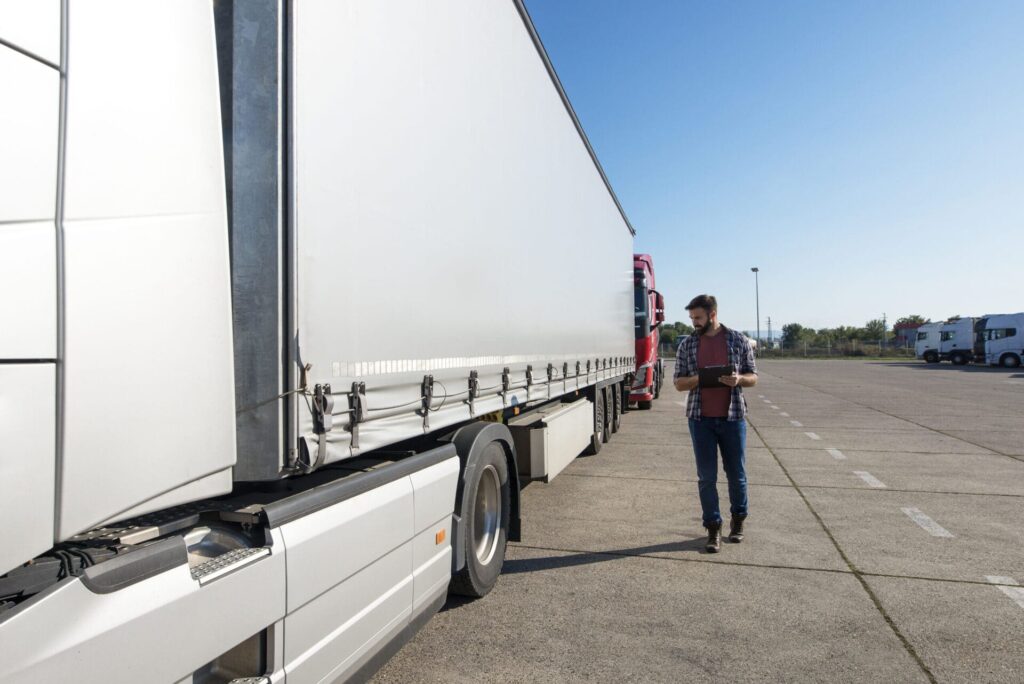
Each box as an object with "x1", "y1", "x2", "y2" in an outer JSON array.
[
  {"x1": 0, "y1": 2, "x2": 644, "y2": 682},
  {"x1": 915, "y1": 322, "x2": 943, "y2": 363},
  {"x1": 937, "y1": 317, "x2": 975, "y2": 365},
  {"x1": 973, "y1": 313, "x2": 1024, "y2": 368}
]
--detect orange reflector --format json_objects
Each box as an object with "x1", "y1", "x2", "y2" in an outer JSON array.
[
  {"x1": 435, "y1": 529, "x2": 446, "y2": 545},
  {"x1": 513, "y1": 407, "x2": 520, "y2": 415}
]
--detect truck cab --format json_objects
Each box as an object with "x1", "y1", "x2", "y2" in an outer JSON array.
[
  {"x1": 937, "y1": 318, "x2": 974, "y2": 365},
  {"x1": 630, "y1": 254, "x2": 665, "y2": 409},
  {"x1": 915, "y1": 322, "x2": 943, "y2": 363},
  {"x1": 975, "y1": 313, "x2": 1024, "y2": 368}
]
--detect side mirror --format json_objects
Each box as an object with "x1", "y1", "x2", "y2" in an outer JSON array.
[{"x1": 653, "y1": 291, "x2": 666, "y2": 325}]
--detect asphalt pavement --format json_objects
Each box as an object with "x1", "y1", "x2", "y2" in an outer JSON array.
[{"x1": 373, "y1": 359, "x2": 1024, "y2": 683}]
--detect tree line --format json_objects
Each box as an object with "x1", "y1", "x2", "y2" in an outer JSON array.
[
  {"x1": 658, "y1": 315, "x2": 935, "y2": 350},
  {"x1": 780, "y1": 315, "x2": 930, "y2": 348}
]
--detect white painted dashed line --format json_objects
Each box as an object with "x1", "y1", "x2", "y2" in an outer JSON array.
[
  {"x1": 770, "y1": 405, "x2": 780, "y2": 410},
  {"x1": 853, "y1": 471, "x2": 886, "y2": 488},
  {"x1": 826, "y1": 448, "x2": 846, "y2": 460},
  {"x1": 758, "y1": 394, "x2": 765, "y2": 398},
  {"x1": 901, "y1": 507, "x2": 954, "y2": 538},
  {"x1": 763, "y1": 399, "x2": 772, "y2": 404},
  {"x1": 804, "y1": 432, "x2": 821, "y2": 440},
  {"x1": 780, "y1": 412, "x2": 790, "y2": 417},
  {"x1": 986, "y1": 576, "x2": 1024, "y2": 611},
  {"x1": 790, "y1": 420, "x2": 803, "y2": 427}
]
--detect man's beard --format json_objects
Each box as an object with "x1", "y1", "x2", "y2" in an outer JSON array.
[{"x1": 698, "y1": 321, "x2": 713, "y2": 335}]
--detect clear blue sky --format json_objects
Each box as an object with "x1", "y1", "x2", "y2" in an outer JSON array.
[{"x1": 526, "y1": 0, "x2": 1024, "y2": 333}]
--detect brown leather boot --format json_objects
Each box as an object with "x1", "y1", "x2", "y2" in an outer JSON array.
[
  {"x1": 729, "y1": 515, "x2": 746, "y2": 543},
  {"x1": 705, "y1": 523, "x2": 722, "y2": 553}
]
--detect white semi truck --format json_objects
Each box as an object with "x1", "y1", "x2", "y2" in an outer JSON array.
[
  {"x1": 0, "y1": 2, "x2": 642, "y2": 681},
  {"x1": 937, "y1": 317, "x2": 975, "y2": 365},
  {"x1": 914, "y1": 322, "x2": 943, "y2": 362},
  {"x1": 973, "y1": 313, "x2": 1024, "y2": 367}
]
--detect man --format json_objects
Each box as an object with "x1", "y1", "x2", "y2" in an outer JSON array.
[{"x1": 674, "y1": 294, "x2": 757, "y2": 553}]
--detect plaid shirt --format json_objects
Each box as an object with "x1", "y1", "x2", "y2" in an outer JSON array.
[{"x1": 674, "y1": 326, "x2": 757, "y2": 421}]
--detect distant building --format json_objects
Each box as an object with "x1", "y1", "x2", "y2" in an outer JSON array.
[{"x1": 894, "y1": 321, "x2": 924, "y2": 347}]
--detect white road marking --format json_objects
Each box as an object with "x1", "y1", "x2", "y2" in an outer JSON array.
[
  {"x1": 780, "y1": 412, "x2": 790, "y2": 417},
  {"x1": 986, "y1": 576, "x2": 1024, "y2": 611},
  {"x1": 826, "y1": 448, "x2": 846, "y2": 460},
  {"x1": 804, "y1": 432, "x2": 821, "y2": 440},
  {"x1": 790, "y1": 420, "x2": 803, "y2": 427},
  {"x1": 770, "y1": 405, "x2": 780, "y2": 410},
  {"x1": 758, "y1": 394, "x2": 765, "y2": 398},
  {"x1": 763, "y1": 399, "x2": 772, "y2": 404},
  {"x1": 853, "y1": 470, "x2": 886, "y2": 488},
  {"x1": 901, "y1": 507, "x2": 954, "y2": 538}
]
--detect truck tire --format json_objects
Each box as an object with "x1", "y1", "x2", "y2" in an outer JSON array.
[
  {"x1": 951, "y1": 351, "x2": 967, "y2": 366},
  {"x1": 1000, "y1": 353, "x2": 1021, "y2": 368},
  {"x1": 653, "y1": 366, "x2": 661, "y2": 399},
  {"x1": 637, "y1": 399, "x2": 652, "y2": 410},
  {"x1": 611, "y1": 382, "x2": 622, "y2": 433},
  {"x1": 601, "y1": 387, "x2": 612, "y2": 443},
  {"x1": 449, "y1": 440, "x2": 511, "y2": 598},
  {"x1": 924, "y1": 351, "x2": 939, "y2": 363},
  {"x1": 585, "y1": 391, "x2": 606, "y2": 455}
]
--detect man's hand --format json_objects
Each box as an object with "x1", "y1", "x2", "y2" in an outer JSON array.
[
  {"x1": 675, "y1": 375, "x2": 699, "y2": 392},
  {"x1": 720, "y1": 373, "x2": 757, "y2": 388},
  {"x1": 719, "y1": 372, "x2": 740, "y2": 388}
]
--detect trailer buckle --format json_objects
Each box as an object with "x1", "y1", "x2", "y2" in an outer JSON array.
[
  {"x1": 421, "y1": 375, "x2": 434, "y2": 430},
  {"x1": 468, "y1": 370, "x2": 479, "y2": 415},
  {"x1": 348, "y1": 382, "x2": 366, "y2": 449}
]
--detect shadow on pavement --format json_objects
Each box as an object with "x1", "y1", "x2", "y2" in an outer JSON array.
[
  {"x1": 866, "y1": 362, "x2": 1013, "y2": 373},
  {"x1": 500, "y1": 538, "x2": 708, "y2": 576}
]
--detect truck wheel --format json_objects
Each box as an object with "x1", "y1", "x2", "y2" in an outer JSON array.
[
  {"x1": 1001, "y1": 353, "x2": 1021, "y2": 368},
  {"x1": 637, "y1": 400, "x2": 653, "y2": 410},
  {"x1": 951, "y1": 352, "x2": 967, "y2": 365},
  {"x1": 601, "y1": 387, "x2": 612, "y2": 443},
  {"x1": 611, "y1": 383, "x2": 622, "y2": 433},
  {"x1": 586, "y1": 391, "x2": 606, "y2": 455},
  {"x1": 653, "y1": 367, "x2": 662, "y2": 399},
  {"x1": 449, "y1": 441, "x2": 510, "y2": 598},
  {"x1": 924, "y1": 351, "x2": 939, "y2": 363}
]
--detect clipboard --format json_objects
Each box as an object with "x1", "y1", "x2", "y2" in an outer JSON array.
[{"x1": 698, "y1": 364, "x2": 735, "y2": 388}]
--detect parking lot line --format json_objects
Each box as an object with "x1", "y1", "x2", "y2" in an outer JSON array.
[
  {"x1": 901, "y1": 507, "x2": 954, "y2": 538},
  {"x1": 763, "y1": 399, "x2": 772, "y2": 404},
  {"x1": 805, "y1": 432, "x2": 821, "y2": 440},
  {"x1": 853, "y1": 471, "x2": 886, "y2": 488},
  {"x1": 780, "y1": 412, "x2": 790, "y2": 416},
  {"x1": 771, "y1": 405, "x2": 780, "y2": 410},
  {"x1": 790, "y1": 420, "x2": 803, "y2": 427},
  {"x1": 826, "y1": 448, "x2": 846, "y2": 460},
  {"x1": 985, "y1": 576, "x2": 1024, "y2": 611}
]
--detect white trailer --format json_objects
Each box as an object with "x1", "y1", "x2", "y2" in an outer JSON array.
[
  {"x1": 973, "y1": 313, "x2": 1024, "y2": 368},
  {"x1": 937, "y1": 318, "x2": 975, "y2": 365},
  {"x1": 0, "y1": 2, "x2": 640, "y2": 681},
  {"x1": 914, "y1": 322, "x2": 943, "y2": 362}
]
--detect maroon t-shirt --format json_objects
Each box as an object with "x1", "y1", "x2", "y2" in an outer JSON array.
[{"x1": 696, "y1": 331, "x2": 730, "y2": 418}]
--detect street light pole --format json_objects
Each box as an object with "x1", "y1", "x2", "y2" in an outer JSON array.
[{"x1": 751, "y1": 267, "x2": 760, "y2": 354}]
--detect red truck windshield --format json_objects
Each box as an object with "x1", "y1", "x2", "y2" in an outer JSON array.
[{"x1": 634, "y1": 281, "x2": 649, "y2": 340}]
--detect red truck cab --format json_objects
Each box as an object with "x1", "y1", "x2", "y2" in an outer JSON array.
[{"x1": 630, "y1": 254, "x2": 665, "y2": 409}]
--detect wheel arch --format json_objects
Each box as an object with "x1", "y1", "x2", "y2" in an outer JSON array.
[{"x1": 444, "y1": 421, "x2": 521, "y2": 574}]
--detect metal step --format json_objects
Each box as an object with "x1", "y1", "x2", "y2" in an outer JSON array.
[{"x1": 190, "y1": 547, "x2": 270, "y2": 585}]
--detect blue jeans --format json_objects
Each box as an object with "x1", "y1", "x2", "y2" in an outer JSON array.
[{"x1": 688, "y1": 418, "x2": 749, "y2": 528}]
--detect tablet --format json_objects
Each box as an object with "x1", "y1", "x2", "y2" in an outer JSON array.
[{"x1": 698, "y1": 364, "x2": 736, "y2": 388}]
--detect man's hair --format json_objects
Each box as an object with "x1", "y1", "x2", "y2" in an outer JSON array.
[{"x1": 686, "y1": 294, "x2": 717, "y2": 313}]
